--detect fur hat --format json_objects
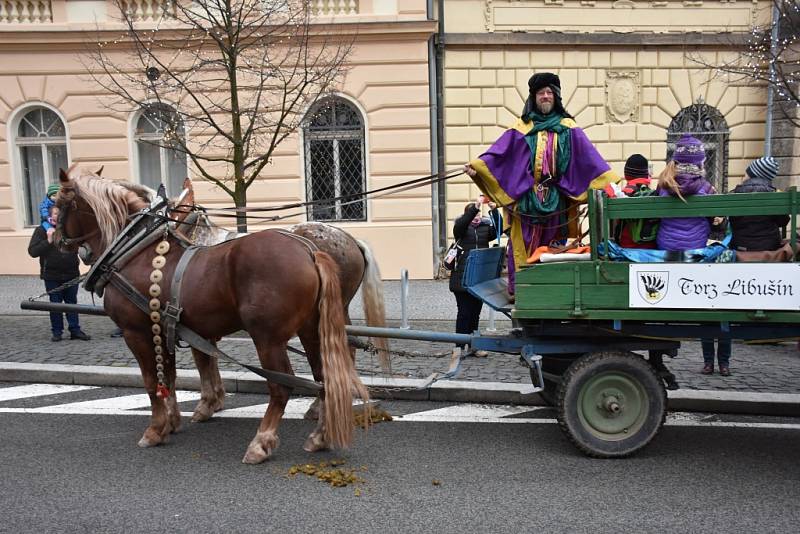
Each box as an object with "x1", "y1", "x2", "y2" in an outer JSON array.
[
  {"x1": 46, "y1": 183, "x2": 60, "y2": 197},
  {"x1": 672, "y1": 135, "x2": 705, "y2": 166},
  {"x1": 521, "y1": 72, "x2": 571, "y2": 118},
  {"x1": 746, "y1": 156, "x2": 779, "y2": 182},
  {"x1": 624, "y1": 154, "x2": 649, "y2": 179},
  {"x1": 528, "y1": 72, "x2": 561, "y2": 97}
]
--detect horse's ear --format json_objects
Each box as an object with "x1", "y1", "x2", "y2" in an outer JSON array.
[
  {"x1": 182, "y1": 177, "x2": 193, "y2": 191},
  {"x1": 59, "y1": 168, "x2": 70, "y2": 185},
  {"x1": 95, "y1": 165, "x2": 104, "y2": 177}
]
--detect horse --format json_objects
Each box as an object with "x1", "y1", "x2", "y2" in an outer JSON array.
[
  {"x1": 172, "y1": 181, "x2": 391, "y2": 420},
  {"x1": 54, "y1": 166, "x2": 370, "y2": 464}
]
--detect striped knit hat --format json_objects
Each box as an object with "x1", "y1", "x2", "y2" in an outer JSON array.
[{"x1": 746, "y1": 157, "x2": 779, "y2": 182}]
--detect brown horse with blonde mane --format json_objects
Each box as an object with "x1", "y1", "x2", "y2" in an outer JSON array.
[
  {"x1": 54, "y1": 166, "x2": 370, "y2": 463},
  {"x1": 173, "y1": 180, "x2": 390, "y2": 421}
]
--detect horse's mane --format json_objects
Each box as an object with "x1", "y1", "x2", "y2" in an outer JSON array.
[{"x1": 65, "y1": 165, "x2": 155, "y2": 251}]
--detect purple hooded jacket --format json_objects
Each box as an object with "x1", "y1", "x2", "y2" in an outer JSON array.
[{"x1": 655, "y1": 173, "x2": 715, "y2": 251}]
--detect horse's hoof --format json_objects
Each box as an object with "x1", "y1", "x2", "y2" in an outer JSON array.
[
  {"x1": 191, "y1": 407, "x2": 213, "y2": 423},
  {"x1": 242, "y1": 431, "x2": 278, "y2": 464},
  {"x1": 303, "y1": 432, "x2": 328, "y2": 453},
  {"x1": 242, "y1": 445, "x2": 270, "y2": 464},
  {"x1": 137, "y1": 431, "x2": 162, "y2": 448}
]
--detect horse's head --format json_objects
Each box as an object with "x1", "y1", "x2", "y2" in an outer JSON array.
[
  {"x1": 53, "y1": 167, "x2": 101, "y2": 263},
  {"x1": 53, "y1": 165, "x2": 152, "y2": 264}
]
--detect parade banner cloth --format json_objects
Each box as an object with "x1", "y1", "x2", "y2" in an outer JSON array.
[{"x1": 629, "y1": 263, "x2": 800, "y2": 310}]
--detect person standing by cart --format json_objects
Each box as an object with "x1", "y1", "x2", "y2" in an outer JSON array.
[
  {"x1": 28, "y1": 205, "x2": 91, "y2": 342},
  {"x1": 654, "y1": 135, "x2": 731, "y2": 376},
  {"x1": 449, "y1": 195, "x2": 501, "y2": 359}
]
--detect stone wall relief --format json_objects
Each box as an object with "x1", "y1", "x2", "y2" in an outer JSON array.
[{"x1": 605, "y1": 70, "x2": 640, "y2": 123}]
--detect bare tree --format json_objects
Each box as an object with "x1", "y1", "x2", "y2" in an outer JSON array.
[
  {"x1": 86, "y1": 0, "x2": 352, "y2": 232},
  {"x1": 692, "y1": 0, "x2": 800, "y2": 127}
]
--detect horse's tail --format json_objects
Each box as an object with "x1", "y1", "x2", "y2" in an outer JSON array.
[
  {"x1": 356, "y1": 239, "x2": 391, "y2": 372},
  {"x1": 314, "y1": 250, "x2": 371, "y2": 449}
]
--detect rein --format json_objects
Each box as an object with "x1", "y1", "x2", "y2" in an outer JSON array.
[
  {"x1": 171, "y1": 168, "x2": 466, "y2": 223},
  {"x1": 57, "y1": 202, "x2": 101, "y2": 247}
]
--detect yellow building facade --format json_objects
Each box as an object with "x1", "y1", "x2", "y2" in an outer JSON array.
[{"x1": 441, "y1": 0, "x2": 791, "y2": 223}]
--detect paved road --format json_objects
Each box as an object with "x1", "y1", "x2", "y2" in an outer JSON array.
[{"x1": 1, "y1": 383, "x2": 799, "y2": 533}]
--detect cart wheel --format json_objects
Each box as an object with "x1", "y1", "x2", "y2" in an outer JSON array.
[
  {"x1": 529, "y1": 356, "x2": 577, "y2": 406},
  {"x1": 557, "y1": 351, "x2": 666, "y2": 458}
]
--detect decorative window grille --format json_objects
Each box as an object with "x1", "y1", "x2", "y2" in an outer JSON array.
[
  {"x1": 134, "y1": 103, "x2": 187, "y2": 196},
  {"x1": 16, "y1": 107, "x2": 68, "y2": 226},
  {"x1": 666, "y1": 100, "x2": 730, "y2": 193},
  {"x1": 303, "y1": 98, "x2": 366, "y2": 222}
]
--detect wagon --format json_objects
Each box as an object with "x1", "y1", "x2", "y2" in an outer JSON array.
[
  {"x1": 350, "y1": 187, "x2": 800, "y2": 457},
  {"x1": 19, "y1": 184, "x2": 800, "y2": 458}
]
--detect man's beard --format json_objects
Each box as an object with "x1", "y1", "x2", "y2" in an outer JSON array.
[{"x1": 537, "y1": 101, "x2": 554, "y2": 115}]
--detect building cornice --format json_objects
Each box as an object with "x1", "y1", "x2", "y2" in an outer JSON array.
[
  {"x1": 443, "y1": 31, "x2": 748, "y2": 47},
  {"x1": 0, "y1": 19, "x2": 437, "y2": 48}
]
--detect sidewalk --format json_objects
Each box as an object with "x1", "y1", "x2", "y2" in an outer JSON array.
[{"x1": 3, "y1": 275, "x2": 800, "y2": 413}]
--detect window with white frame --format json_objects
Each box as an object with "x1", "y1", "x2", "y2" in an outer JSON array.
[
  {"x1": 134, "y1": 103, "x2": 187, "y2": 196},
  {"x1": 16, "y1": 107, "x2": 69, "y2": 226},
  {"x1": 303, "y1": 98, "x2": 366, "y2": 221}
]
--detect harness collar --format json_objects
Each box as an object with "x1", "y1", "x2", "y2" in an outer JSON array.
[{"x1": 83, "y1": 198, "x2": 171, "y2": 295}]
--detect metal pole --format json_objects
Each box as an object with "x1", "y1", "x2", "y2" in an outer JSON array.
[
  {"x1": 400, "y1": 268, "x2": 410, "y2": 329},
  {"x1": 348, "y1": 325, "x2": 470, "y2": 345},
  {"x1": 20, "y1": 301, "x2": 108, "y2": 316}
]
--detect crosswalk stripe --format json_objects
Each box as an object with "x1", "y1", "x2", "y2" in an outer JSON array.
[
  {"x1": 1, "y1": 385, "x2": 799, "y2": 431},
  {"x1": 0, "y1": 384, "x2": 97, "y2": 402},
  {"x1": 397, "y1": 404, "x2": 544, "y2": 421},
  {"x1": 217, "y1": 398, "x2": 315, "y2": 418},
  {"x1": 27, "y1": 390, "x2": 202, "y2": 412}
]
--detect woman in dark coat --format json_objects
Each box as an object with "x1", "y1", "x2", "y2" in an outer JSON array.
[
  {"x1": 28, "y1": 205, "x2": 91, "y2": 342},
  {"x1": 449, "y1": 195, "x2": 501, "y2": 358}
]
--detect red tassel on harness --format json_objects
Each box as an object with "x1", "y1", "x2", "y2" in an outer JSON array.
[{"x1": 156, "y1": 384, "x2": 170, "y2": 398}]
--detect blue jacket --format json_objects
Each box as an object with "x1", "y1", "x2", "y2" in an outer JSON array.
[{"x1": 39, "y1": 196, "x2": 55, "y2": 231}]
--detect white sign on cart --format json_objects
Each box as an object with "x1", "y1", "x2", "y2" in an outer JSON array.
[{"x1": 628, "y1": 263, "x2": 800, "y2": 310}]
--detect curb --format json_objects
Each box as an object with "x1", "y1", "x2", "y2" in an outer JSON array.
[{"x1": 2, "y1": 362, "x2": 799, "y2": 416}]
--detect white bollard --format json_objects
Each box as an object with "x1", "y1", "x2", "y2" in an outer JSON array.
[
  {"x1": 486, "y1": 308, "x2": 497, "y2": 332},
  {"x1": 400, "y1": 268, "x2": 410, "y2": 329}
]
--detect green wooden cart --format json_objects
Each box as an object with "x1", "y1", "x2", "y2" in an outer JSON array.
[{"x1": 502, "y1": 188, "x2": 800, "y2": 457}]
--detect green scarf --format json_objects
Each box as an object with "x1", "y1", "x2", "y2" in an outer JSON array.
[
  {"x1": 518, "y1": 111, "x2": 572, "y2": 222},
  {"x1": 523, "y1": 111, "x2": 572, "y2": 180}
]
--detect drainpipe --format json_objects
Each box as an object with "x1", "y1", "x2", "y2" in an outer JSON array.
[
  {"x1": 428, "y1": 0, "x2": 447, "y2": 275},
  {"x1": 764, "y1": 4, "x2": 780, "y2": 157},
  {"x1": 435, "y1": 0, "x2": 447, "y2": 262},
  {"x1": 428, "y1": 34, "x2": 441, "y2": 274}
]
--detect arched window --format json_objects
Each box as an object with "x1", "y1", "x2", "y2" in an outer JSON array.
[
  {"x1": 134, "y1": 103, "x2": 187, "y2": 196},
  {"x1": 15, "y1": 106, "x2": 69, "y2": 226},
  {"x1": 303, "y1": 97, "x2": 366, "y2": 221},
  {"x1": 667, "y1": 100, "x2": 730, "y2": 192}
]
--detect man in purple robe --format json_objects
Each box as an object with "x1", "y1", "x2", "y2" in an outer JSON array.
[{"x1": 465, "y1": 72, "x2": 619, "y2": 295}]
